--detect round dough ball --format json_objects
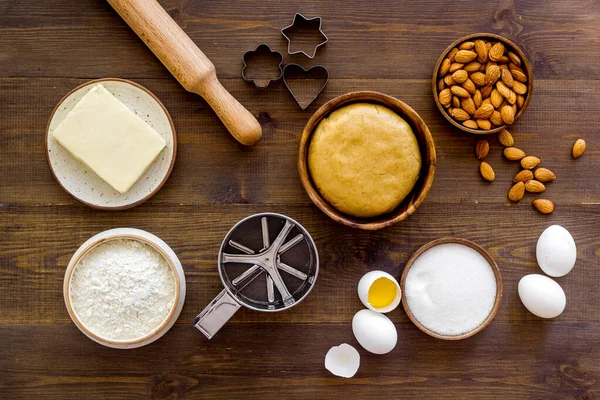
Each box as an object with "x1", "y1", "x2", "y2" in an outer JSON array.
[{"x1": 308, "y1": 103, "x2": 422, "y2": 218}]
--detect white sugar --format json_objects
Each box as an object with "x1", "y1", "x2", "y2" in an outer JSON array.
[
  {"x1": 404, "y1": 243, "x2": 497, "y2": 336},
  {"x1": 69, "y1": 239, "x2": 176, "y2": 341}
]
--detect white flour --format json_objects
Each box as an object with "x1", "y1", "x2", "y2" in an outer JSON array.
[
  {"x1": 69, "y1": 239, "x2": 176, "y2": 341},
  {"x1": 404, "y1": 243, "x2": 497, "y2": 336}
]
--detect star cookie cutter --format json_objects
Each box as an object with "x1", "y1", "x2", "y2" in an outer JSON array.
[
  {"x1": 281, "y1": 13, "x2": 328, "y2": 59},
  {"x1": 241, "y1": 44, "x2": 284, "y2": 88}
]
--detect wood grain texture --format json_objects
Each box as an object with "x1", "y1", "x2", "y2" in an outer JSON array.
[{"x1": 0, "y1": 0, "x2": 599, "y2": 398}]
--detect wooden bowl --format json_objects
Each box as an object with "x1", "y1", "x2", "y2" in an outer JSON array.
[
  {"x1": 298, "y1": 91, "x2": 436, "y2": 230},
  {"x1": 400, "y1": 238, "x2": 503, "y2": 340},
  {"x1": 63, "y1": 228, "x2": 186, "y2": 349},
  {"x1": 432, "y1": 33, "x2": 533, "y2": 135}
]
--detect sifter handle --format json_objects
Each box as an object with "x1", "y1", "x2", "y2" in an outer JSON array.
[
  {"x1": 194, "y1": 289, "x2": 241, "y2": 339},
  {"x1": 107, "y1": 0, "x2": 262, "y2": 146}
]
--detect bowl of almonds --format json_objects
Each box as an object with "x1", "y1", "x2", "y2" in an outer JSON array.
[{"x1": 433, "y1": 33, "x2": 533, "y2": 134}]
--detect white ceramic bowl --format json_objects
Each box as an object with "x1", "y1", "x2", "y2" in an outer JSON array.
[{"x1": 63, "y1": 228, "x2": 186, "y2": 349}]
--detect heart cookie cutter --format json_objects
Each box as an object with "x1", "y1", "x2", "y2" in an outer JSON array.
[
  {"x1": 281, "y1": 13, "x2": 328, "y2": 59},
  {"x1": 283, "y1": 64, "x2": 329, "y2": 110},
  {"x1": 241, "y1": 44, "x2": 284, "y2": 89}
]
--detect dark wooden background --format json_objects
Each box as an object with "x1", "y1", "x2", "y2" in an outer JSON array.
[{"x1": 1, "y1": 0, "x2": 599, "y2": 399}]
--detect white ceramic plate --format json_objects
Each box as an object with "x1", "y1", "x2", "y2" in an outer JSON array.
[
  {"x1": 46, "y1": 78, "x2": 177, "y2": 210},
  {"x1": 63, "y1": 228, "x2": 186, "y2": 349}
]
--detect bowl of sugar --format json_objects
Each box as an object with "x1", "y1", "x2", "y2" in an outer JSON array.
[
  {"x1": 401, "y1": 238, "x2": 502, "y2": 340},
  {"x1": 63, "y1": 228, "x2": 186, "y2": 349}
]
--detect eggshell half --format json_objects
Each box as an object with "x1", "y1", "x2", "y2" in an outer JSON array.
[
  {"x1": 325, "y1": 343, "x2": 360, "y2": 378},
  {"x1": 357, "y1": 270, "x2": 402, "y2": 313},
  {"x1": 352, "y1": 309, "x2": 397, "y2": 354},
  {"x1": 536, "y1": 225, "x2": 576, "y2": 277},
  {"x1": 518, "y1": 274, "x2": 566, "y2": 318}
]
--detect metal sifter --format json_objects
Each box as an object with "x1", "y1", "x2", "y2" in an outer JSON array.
[{"x1": 194, "y1": 213, "x2": 319, "y2": 339}]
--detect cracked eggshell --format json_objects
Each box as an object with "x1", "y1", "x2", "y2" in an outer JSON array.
[
  {"x1": 536, "y1": 225, "x2": 576, "y2": 277},
  {"x1": 518, "y1": 274, "x2": 566, "y2": 319},
  {"x1": 324, "y1": 343, "x2": 360, "y2": 378},
  {"x1": 352, "y1": 309, "x2": 397, "y2": 354},
  {"x1": 357, "y1": 270, "x2": 402, "y2": 313}
]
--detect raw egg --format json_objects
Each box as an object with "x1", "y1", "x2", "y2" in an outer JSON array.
[
  {"x1": 352, "y1": 309, "x2": 397, "y2": 354},
  {"x1": 357, "y1": 270, "x2": 401, "y2": 313},
  {"x1": 518, "y1": 274, "x2": 566, "y2": 318},
  {"x1": 536, "y1": 225, "x2": 576, "y2": 277}
]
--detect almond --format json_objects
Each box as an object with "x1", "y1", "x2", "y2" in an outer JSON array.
[
  {"x1": 489, "y1": 42, "x2": 505, "y2": 61},
  {"x1": 534, "y1": 168, "x2": 556, "y2": 182},
  {"x1": 461, "y1": 97, "x2": 476, "y2": 115},
  {"x1": 452, "y1": 69, "x2": 468, "y2": 83},
  {"x1": 513, "y1": 80, "x2": 527, "y2": 95},
  {"x1": 517, "y1": 94, "x2": 525, "y2": 108},
  {"x1": 507, "y1": 51, "x2": 521, "y2": 66},
  {"x1": 463, "y1": 120, "x2": 478, "y2": 129},
  {"x1": 525, "y1": 180, "x2": 546, "y2": 193},
  {"x1": 470, "y1": 72, "x2": 487, "y2": 86},
  {"x1": 501, "y1": 67, "x2": 514, "y2": 88},
  {"x1": 504, "y1": 147, "x2": 526, "y2": 160},
  {"x1": 506, "y1": 89, "x2": 517, "y2": 105},
  {"x1": 449, "y1": 62, "x2": 465, "y2": 73},
  {"x1": 473, "y1": 90, "x2": 483, "y2": 108},
  {"x1": 476, "y1": 119, "x2": 491, "y2": 130},
  {"x1": 486, "y1": 65, "x2": 502, "y2": 85},
  {"x1": 480, "y1": 84, "x2": 493, "y2": 99},
  {"x1": 496, "y1": 81, "x2": 511, "y2": 99},
  {"x1": 513, "y1": 170, "x2": 533, "y2": 183},
  {"x1": 497, "y1": 129, "x2": 515, "y2": 147},
  {"x1": 474, "y1": 40, "x2": 488, "y2": 63},
  {"x1": 501, "y1": 104, "x2": 515, "y2": 124},
  {"x1": 521, "y1": 156, "x2": 541, "y2": 169},
  {"x1": 474, "y1": 104, "x2": 495, "y2": 119},
  {"x1": 573, "y1": 138, "x2": 586, "y2": 158},
  {"x1": 439, "y1": 88, "x2": 452, "y2": 106},
  {"x1": 511, "y1": 69, "x2": 527, "y2": 83},
  {"x1": 498, "y1": 55, "x2": 511, "y2": 64},
  {"x1": 491, "y1": 89, "x2": 503, "y2": 108},
  {"x1": 444, "y1": 74, "x2": 455, "y2": 86},
  {"x1": 464, "y1": 62, "x2": 482, "y2": 72},
  {"x1": 481, "y1": 98, "x2": 492, "y2": 108},
  {"x1": 508, "y1": 182, "x2": 525, "y2": 202},
  {"x1": 451, "y1": 107, "x2": 470, "y2": 121},
  {"x1": 455, "y1": 50, "x2": 478, "y2": 63},
  {"x1": 508, "y1": 63, "x2": 524, "y2": 73},
  {"x1": 437, "y1": 78, "x2": 446, "y2": 92},
  {"x1": 480, "y1": 162, "x2": 495, "y2": 181},
  {"x1": 447, "y1": 47, "x2": 459, "y2": 63},
  {"x1": 476, "y1": 139, "x2": 490, "y2": 160},
  {"x1": 462, "y1": 78, "x2": 477, "y2": 95},
  {"x1": 451, "y1": 85, "x2": 470, "y2": 98},
  {"x1": 533, "y1": 199, "x2": 554, "y2": 214},
  {"x1": 490, "y1": 110, "x2": 503, "y2": 126},
  {"x1": 439, "y1": 58, "x2": 451, "y2": 77},
  {"x1": 452, "y1": 96, "x2": 461, "y2": 108},
  {"x1": 459, "y1": 41, "x2": 475, "y2": 50}
]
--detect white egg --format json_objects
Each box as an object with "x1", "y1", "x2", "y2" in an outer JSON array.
[
  {"x1": 352, "y1": 309, "x2": 397, "y2": 354},
  {"x1": 536, "y1": 225, "x2": 576, "y2": 277},
  {"x1": 324, "y1": 343, "x2": 360, "y2": 378},
  {"x1": 518, "y1": 274, "x2": 566, "y2": 318},
  {"x1": 357, "y1": 270, "x2": 401, "y2": 313}
]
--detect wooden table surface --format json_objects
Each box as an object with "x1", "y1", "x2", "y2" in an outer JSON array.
[{"x1": 1, "y1": 1, "x2": 599, "y2": 399}]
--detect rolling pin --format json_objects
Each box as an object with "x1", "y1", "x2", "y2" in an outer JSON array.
[{"x1": 107, "y1": 0, "x2": 262, "y2": 146}]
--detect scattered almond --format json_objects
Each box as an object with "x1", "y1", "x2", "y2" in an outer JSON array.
[
  {"x1": 534, "y1": 168, "x2": 556, "y2": 182},
  {"x1": 504, "y1": 147, "x2": 526, "y2": 160},
  {"x1": 513, "y1": 170, "x2": 533, "y2": 183},
  {"x1": 508, "y1": 182, "x2": 525, "y2": 201},
  {"x1": 476, "y1": 139, "x2": 490, "y2": 160},
  {"x1": 497, "y1": 129, "x2": 515, "y2": 147},
  {"x1": 533, "y1": 199, "x2": 554, "y2": 214},
  {"x1": 480, "y1": 162, "x2": 495, "y2": 181},
  {"x1": 572, "y1": 139, "x2": 586, "y2": 158},
  {"x1": 525, "y1": 180, "x2": 546, "y2": 193},
  {"x1": 521, "y1": 156, "x2": 541, "y2": 170}
]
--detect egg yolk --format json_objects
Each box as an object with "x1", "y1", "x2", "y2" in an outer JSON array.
[{"x1": 367, "y1": 277, "x2": 397, "y2": 308}]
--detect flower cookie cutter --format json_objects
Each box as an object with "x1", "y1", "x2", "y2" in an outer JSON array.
[{"x1": 241, "y1": 44, "x2": 283, "y2": 89}]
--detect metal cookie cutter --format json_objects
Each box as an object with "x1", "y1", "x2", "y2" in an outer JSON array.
[
  {"x1": 283, "y1": 63, "x2": 329, "y2": 110},
  {"x1": 281, "y1": 13, "x2": 328, "y2": 59},
  {"x1": 194, "y1": 213, "x2": 319, "y2": 339},
  {"x1": 241, "y1": 44, "x2": 283, "y2": 88}
]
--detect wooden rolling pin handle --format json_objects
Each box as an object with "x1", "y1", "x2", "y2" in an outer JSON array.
[{"x1": 107, "y1": 0, "x2": 262, "y2": 146}]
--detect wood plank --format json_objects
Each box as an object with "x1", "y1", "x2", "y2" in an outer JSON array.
[
  {"x1": 1, "y1": 323, "x2": 598, "y2": 399},
  {"x1": 1, "y1": 203, "x2": 598, "y2": 325},
  {"x1": 1, "y1": 77, "x2": 598, "y2": 206},
  {"x1": 0, "y1": 1, "x2": 599, "y2": 80}
]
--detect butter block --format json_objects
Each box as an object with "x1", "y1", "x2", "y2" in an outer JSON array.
[{"x1": 52, "y1": 84, "x2": 167, "y2": 194}]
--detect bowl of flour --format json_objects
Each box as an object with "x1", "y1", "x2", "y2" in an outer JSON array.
[
  {"x1": 401, "y1": 238, "x2": 502, "y2": 340},
  {"x1": 63, "y1": 228, "x2": 186, "y2": 348}
]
